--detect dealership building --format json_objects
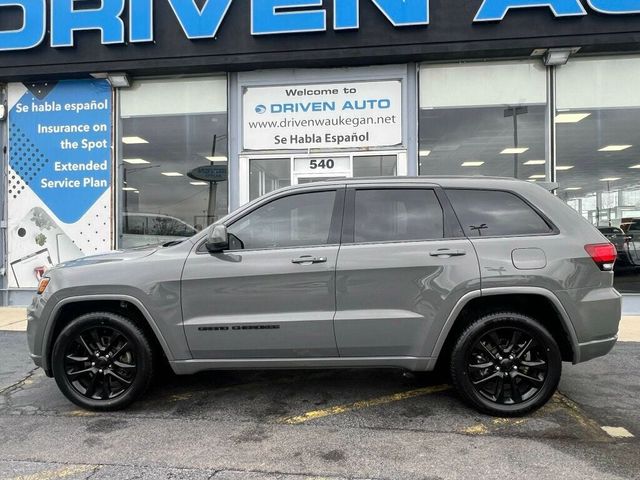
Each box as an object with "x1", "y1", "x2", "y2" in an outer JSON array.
[{"x1": 1, "y1": 0, "x2": 640, "y2": 305}]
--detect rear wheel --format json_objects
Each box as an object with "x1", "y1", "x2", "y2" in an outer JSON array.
[
  {"x1": 52, "y1": 312, "x2": 154, "y2": 410},
  {"x1": 450, "y1": 312, "x2": 561, "y2": 416}
]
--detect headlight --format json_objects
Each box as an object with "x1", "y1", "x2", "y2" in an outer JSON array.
[{"x1": 37, "y1": 277, "x2": 50, "y2": 295}]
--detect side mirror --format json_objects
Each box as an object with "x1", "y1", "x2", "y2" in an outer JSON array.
[{"x1": 205, "y1": 224, "x2": 229, "y2": 253}]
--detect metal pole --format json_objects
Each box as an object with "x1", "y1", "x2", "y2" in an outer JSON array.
[
  {"x1": 206, "y1": 134, "x2": 218, "y2": 223},
  {"x1": 513, "y1": 107, "x2": 519, "y2": 179}
]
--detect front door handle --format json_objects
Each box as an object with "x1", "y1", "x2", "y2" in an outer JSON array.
[
  {"x1": 291, "y1": 255, "x2": 327, "y2": 264},
  {"x1": 429, "y1": 249, "x2": 466, "y2": 258}
]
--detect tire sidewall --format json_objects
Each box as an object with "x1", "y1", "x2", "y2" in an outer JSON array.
[
  {"x1": 452, "y1": 312, "x2": 562, "y2": 416},
  {"x1": 52, "y1": 312, "x2": 153, "y2": 411}
]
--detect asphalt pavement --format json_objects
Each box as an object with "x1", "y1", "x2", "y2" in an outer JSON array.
[{"x1": 0, "y1": 329, "x2": 638, "y2": 480}]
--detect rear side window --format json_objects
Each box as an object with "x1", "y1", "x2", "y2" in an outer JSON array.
[
  {"x1": 446, "y1": 189, "x2": 552, "y2": 237},
  {"x1": 354, "y1": 189, "x2": 444, "y2": 243}
]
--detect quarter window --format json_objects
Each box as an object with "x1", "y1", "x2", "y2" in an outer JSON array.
[
  {"x1": 354, "y1": 189, "x2": 444, "y2": 243},
  {"x1": 228, "y1": 191, "x2": 336, "y2": 249},
  {"x1": 446, "y1": 189, "x2": 552, "y2": 237}
]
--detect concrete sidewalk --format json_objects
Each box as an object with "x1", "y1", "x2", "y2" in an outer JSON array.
[
  {"x1": 1, "y1": 307, "x2": 639, "y2": 341},
  {"x1": 0, "y1": 307, "x2": 28, "y2": 332}
]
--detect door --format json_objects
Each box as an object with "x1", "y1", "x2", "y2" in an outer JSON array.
[
  {"x1": 335, "y1": 186, "x2": 480, "y2": 357},
  {"x1": 181, "y1": 187, "x2": 345, "y2": 359},
  {"x1": 238, "y1": 151, "x2": 407, "y2": 205}
]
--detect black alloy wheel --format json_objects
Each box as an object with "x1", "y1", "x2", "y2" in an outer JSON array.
[
  {"x1": 450, "y1": 312, "x2": 562, "y2": 416},
  {"x1": 52, "y1": 312, "x2": 154, "y2": 410}
]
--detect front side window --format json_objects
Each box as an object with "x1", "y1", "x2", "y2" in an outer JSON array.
[
  {"x1": 354, "y1": 189, "x2": 444, "y2": 243},
  {"x1": 446, "y1": 189, "x2": 552, "y2": 237},
  {"x1": 229, "y1": 191, "x2": 336, "y2": 250}
]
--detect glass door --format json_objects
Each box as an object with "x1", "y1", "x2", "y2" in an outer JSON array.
[{"x1": 239, "y1": 151, "x2": 407, "y2": 205}]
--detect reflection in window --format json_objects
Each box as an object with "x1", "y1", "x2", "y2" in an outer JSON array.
[
  {"x1": 353, "y1": 155, "x2": 397, "y2": 177},
  {"x1": 555, "y1": 56, "x2": 640, "y2": 292},
  {"x1": 418, "y1": 61, "x2": 547, "y2": 181},
  {"x1": 354, "y1": 189, "x2": 443, "y2": 242},
  {"x1": 446, "y1": 190, "x2": 552, "y2": 237},
  {"x1": 119, "y1": 77, "x2": 228, "y2": 248},
  {"x1": 249, "y1": 158, "x2": 290, "y2": 201},
  {"x1": 229, "y1": 191, "x2": 336, "y2": 250}
]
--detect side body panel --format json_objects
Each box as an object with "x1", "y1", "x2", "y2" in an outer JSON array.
[
  {"x1": 180, "y1": 245, "x2": 340, "y2": 358},
  {"x1": 335, "y1": 238, "x2": 480, "y2": 357}
]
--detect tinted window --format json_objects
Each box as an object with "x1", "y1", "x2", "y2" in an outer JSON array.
[
  {"x1": 599, "y1": 227, "x2": 623, "y2": 235},
  {"x1": 354, "y1": 189, "x2": 444, "y2": 243},
  {"x1": 124, "y1": 215, "x2": 146, "y2": 235},
  {"x1": 628, "y1": 221, "x2": 640, "y2": 232},
  {"x1": 229, "y1": 191, "x2": 336, "y2": 249},
  {"x1": 446, "y1": 189, "x2": 552, "y2": 237}
]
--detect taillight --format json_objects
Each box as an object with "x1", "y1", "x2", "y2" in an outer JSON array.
[{"x1": 585, "y1": 243, "x2": 617, "y2": 271}]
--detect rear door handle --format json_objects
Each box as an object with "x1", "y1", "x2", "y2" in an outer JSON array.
[
  {"x1": 291, "y1": 255, "x2": 327, "y2": 264},
  {"x1": 429, "y1": 249, "x2": 466, "y2": 258}
]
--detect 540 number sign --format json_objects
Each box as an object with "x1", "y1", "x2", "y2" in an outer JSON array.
[
  {"x1": 309, "y1": 158, "x2": 335, "y2": 169},
  {"x1": 294, "y1": 156, "x2": 349, "y2": 174}
]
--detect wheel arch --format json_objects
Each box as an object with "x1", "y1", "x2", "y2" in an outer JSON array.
[
  {"x1": 432, "y1": 288, "x2": 580, "y2": 368},
  {"x1": 42, "y1": 295, "x2": 174, "y2": 376}
]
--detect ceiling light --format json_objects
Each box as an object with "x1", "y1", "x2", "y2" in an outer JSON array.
[
  {"x1": 461, "y1": 161, "x2": 484, "y2": 167},
  {"x1": 555, "y1": 113, "x2": 591, "y2": 123},
  {"x1": 524, "y1": 160, "x2": 546, "y2": 165},
  {"x1": 206, "y1": 156, "x2": 228, "y2": 162},
  {"x1": 122, "y1": 136, "x2": 148, "y2": 144},
  {"x1": 161, "y1": 172, "x2": 183, "y2": 177},
  {"x1": 556, "y1": 165, "x2": 574, "y2": 171},
  {"x1": 529, "y1": 174, "x2": 546, "y2": 179},
  {"x1": 123, "y1": 158, "x2": 150, "y2": 164},
  {"x1": 122, "y1": 187, "x2": 137, "y2": 191},
  {"x1": 599, "y1": 145, "x2": 632, "y2": 152},
  {"x1": 564, "y1": 187, "x2": 582, "y2": 191},
  {"x1": 528, "y1": 179, "x2": 537, "y2": 182},
  {"x1": 501, "y1": 147, "x2": 529, "y2": 155},
  {"x1": 419, "y1": 150, "x2": 431, "y2": 157},
  {"x1": 107, "y1": 73, "x2": 131, "y2": 88},
  {"x1": 190, "y1": 181, "x2": 208, "y2": 186},
  {"x1": 600, "y1": 177, "x2": 621, "y2": 182},
  {"x1": 629, "y1": 165, "x2": 640, "y2": 169}
]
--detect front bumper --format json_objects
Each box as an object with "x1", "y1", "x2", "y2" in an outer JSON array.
[{"x1": 26, "y1": 292, "x2": 53, "y2": 376}]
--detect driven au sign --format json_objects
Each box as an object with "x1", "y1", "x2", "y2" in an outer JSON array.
[{"x1": 243, "y1": 81, "x2": 402, "y2": 150}]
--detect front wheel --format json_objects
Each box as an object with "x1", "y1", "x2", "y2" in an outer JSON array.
[
  {"x1": 450, "y1": 312, "x2": 562, "y2": 416},
  {"x1": 51, "y1": 312, "x2": 154, "y2": 410}
]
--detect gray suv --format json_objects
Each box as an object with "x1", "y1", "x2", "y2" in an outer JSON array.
[{"x1": 27, "y1": 177, "x2": 621, "y2": 416}]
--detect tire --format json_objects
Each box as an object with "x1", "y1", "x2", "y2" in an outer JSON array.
[
  {"x1": 51, "y1": 311, "x2": 154, "y2": 411},
  {"x1": 450, "y1": 311, "x2": 562, "y2": 417}
]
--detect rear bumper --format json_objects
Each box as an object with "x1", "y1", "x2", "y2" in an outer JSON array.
[
  {"x1": 557, "y1": 286, "x2": 621, "y2": 364},
  {"x1": 576, "y1": 335, "x2": 618, "y2": 363}
]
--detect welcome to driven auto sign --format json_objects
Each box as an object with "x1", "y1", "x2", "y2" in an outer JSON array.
[
  {"x1": 1, "y1": 0, "x2": 639, "y2": 52},
  {"x1": 242, "y1": 80, "x2": 402, "y2": 150}
]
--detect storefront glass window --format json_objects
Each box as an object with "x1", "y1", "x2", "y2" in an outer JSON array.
[
  {"x1": 418, "y1": 61, "x2": 548, "y2": 180},
  {"x1": 249, "y1": 158, "x2": 291, "y2": 201},
  {"x1": 119, "y1": 77, "x2": 228, "y2": 248},
  {"x1": 353, "y1": 155, "x2": 397, "y2": 177},
  {"x1": 555, "y1": 56, "x2": 640, "y2": 293}
]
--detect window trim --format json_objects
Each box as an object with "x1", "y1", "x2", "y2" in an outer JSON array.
[
  {"x1": 443, "y1": 187, "x2": 559, "y2": 239},
  {"x1": 197, "y1": 186, "x2": 345, "y2": 253},
  {"x1": 341, "y1": 186, "x2": 457, "y2": 246}
]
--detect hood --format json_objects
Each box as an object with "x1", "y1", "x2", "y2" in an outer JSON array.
[{"x1": 52, "y1": 245, "x2": 158, "y2": 271}]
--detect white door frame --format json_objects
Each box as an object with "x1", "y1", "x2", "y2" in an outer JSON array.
[{"x1": 239, "y1": 150, "x2": 407, "y2": 205}]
